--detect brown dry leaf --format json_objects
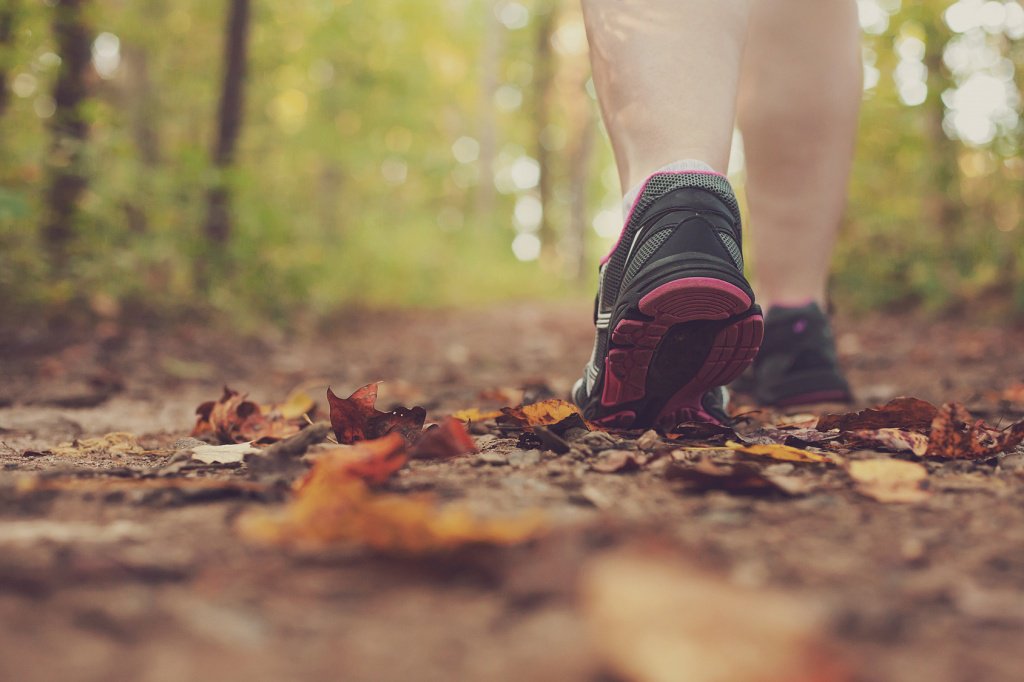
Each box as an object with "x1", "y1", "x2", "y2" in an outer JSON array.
[
  {"x1": 817, "y1": 397, "x2": 938, "y2": 432},
  {"x1": 326, "y1": 383, "x2": 426, "y2": 445},
  {"x1": 727, "y1": 440, "x2": 831, "y2": 463},
  {"x1": 240, "y1": 433, "x2": 543, "y2": 552},
  {"x1": 49, "y1": 432, "x2": 144, "y2": 457},
  {"x1": 926, "y1": 402, "x2": 1024, "y2": 459},
  {"x1": 592, "y1": 450, "x2": 646, "y2": 474},
  {"x1": 848, "y1": 458, "x2": 930, "y2": 503},
  {"x1": 409, "y1": 418, "x2": 478, "y2": 460},
  {"x1": 666, "y1": 421, "x2": 738, "y2": 442},
  {"x1": 666, "y1": 458, "x2": 804, "y2": 496},
  {"x1": 192, "y1": 386, "x2": 306, "y2": 444},
  {"x1": 847, "y1": 428, "x2": 929, "y2": 456},
  {"x1": 582, "y1": 548, "x2": 850, "y2": 682},
  {"x1": 451, "y1": 407, "x2": 503, "y2": 422}
]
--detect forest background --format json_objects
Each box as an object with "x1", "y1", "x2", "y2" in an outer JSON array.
[{"x1": 1, "y1": 0, "x2": 1023, "y2": 329}]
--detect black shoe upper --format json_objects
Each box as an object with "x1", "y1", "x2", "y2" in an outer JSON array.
[{"x1": 746, "y1": 302, "x2": 852, "y2": 406}]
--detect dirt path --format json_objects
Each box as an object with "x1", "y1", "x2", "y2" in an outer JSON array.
[{"x1": 2, "y1": 303, "x2": 1023, "y2": 682}]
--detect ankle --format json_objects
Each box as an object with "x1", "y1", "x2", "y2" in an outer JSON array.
[{"x1": 621, "y1": 160, "x2": 723, "y2": 219}]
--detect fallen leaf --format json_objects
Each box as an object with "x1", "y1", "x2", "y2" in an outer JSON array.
[
  {"x1": 498, "y1": 399, "x2": 582, "y2": 428},
  {"x1": 756, "y1": 427, "x2": 839, "y2": 448},
  {"x1": 49, "y1": 432, "x2": 144, "y2": 457},
  {"x1": 666, "y1": 421, "x2": 738, "y2": 444},
  {"x1": 582, "y1": 548, "x2": 849, "y2": 682},
  {"x1": 409, "y1": 418, "x2": 477, "y2": 460},
  {"x1": 297, "y1": 432, "x2": 410, "y2": 488},
  {"x1": 190, "y1": 442, "x2": 259, "y2": 464},
  {"x1": 451, "y1": 407, "x2": 503, "y2": 422},
  {"x1": 848, "y1": 458, "x2": 930, "y2": 503},
  {"x1": 926, "y1": 402, "x2": 1024, "y2": 459},
  {"x1": 666, "y1": 458, "x2": 805, "y2": 496},
  {"x1": 326, "y1": 383, "x2": 426, "y2": 445},
  {"x1": 817, "y1": 397, "x2": 938, "y2": 432},
  {"x1": 192, "y1": 386, "x2": 306, "y2": 444},
  {"x1": 847, "y1": 428, "x2": 930, "y2": 456},
  {"x1": 592, "y1": 450, "x2": 646, "y2": 474},
  {"x1": 273, "y1": 388, "x2": 318, "y2": 420},
  {"x1": 727, "y1": 440, "x2": 831, "y2": 463},
  {"x1": 239, "y1": 433, "x2": 543, "y2": 552}
]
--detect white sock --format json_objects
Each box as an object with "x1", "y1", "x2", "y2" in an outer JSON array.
[{"x1": 621, "y1": 159, "x2": 719, "y2": 219}]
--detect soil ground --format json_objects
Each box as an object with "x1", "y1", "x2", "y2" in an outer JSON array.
[{"x1": 2, "y1": 302, "x2": 1024, "y2": 682}]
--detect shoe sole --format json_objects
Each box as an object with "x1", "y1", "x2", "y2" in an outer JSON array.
[{"x1": 595, "y1": 277, "x2": 764, "y2": 429}]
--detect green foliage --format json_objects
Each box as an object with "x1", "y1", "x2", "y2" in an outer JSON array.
[{"x1": 1, "y1": 0, "x2": 1023, "y2": 325}]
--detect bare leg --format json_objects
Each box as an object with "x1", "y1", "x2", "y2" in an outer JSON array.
[
  {"x1": 738, "y1": 0, "x2": 862, "y2": 309},
  {"x1": 581, "y1": 0, "x2": 752, "y2": 190}
]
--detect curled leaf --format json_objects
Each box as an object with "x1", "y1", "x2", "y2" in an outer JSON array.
[
  {"x1": 296, "y1": 432, "x2": 410, "y2": 490},
  {"x1": 326, "y1": 383, "x2": 427, "y2": 445},
  {"x1": 192, "y1": 386, "x2": 306, "y2": 445},
  {"x1": 409, "y1": 418, "x2": 478, "y2": 460},
  {"x1": 240, "y1": 433, "x2": 543, "y2": 552},
  {"x1": 926, "y1": 402, "x2": 1024, "y2": 459},
  {"x1": 817, "y1": 397, "x2": 938, "y2": 432}
]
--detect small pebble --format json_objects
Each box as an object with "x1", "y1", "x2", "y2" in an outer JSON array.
[
  {"x1": 476, "y1": 451, "x2": 508, "y2": 466},
  {"x1": 508, "y1": 449, "x2": 542, "y2": 468}
]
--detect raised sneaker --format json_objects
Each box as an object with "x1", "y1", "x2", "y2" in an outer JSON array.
[{"x1": 572, "y1": 171, "x2": 764, "y2": 428}]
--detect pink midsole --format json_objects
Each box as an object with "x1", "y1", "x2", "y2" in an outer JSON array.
[{"x1": 599, "y1": 277, "x2": 763, "y2": 427}]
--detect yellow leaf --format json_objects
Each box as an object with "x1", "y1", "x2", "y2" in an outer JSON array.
[
  {"x1": 451, "y1": 407, "x2": 503, "y2": 422},
  {"x1": 848, "y1": 458, "x2": 930, "y2": 503},
  {"x1": 275, "y1": 388, "x2": 317, "y2": 420},
  {"x1": 520, "y1": 399, "x2": 581, "y2": 425},
  {"x1": 727, "y1": 440, "x2": 831, "y2": 463}
]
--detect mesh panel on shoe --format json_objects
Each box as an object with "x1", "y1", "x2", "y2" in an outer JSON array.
[
  {"x1": 601, "y1": 173, "x2": 741, "y2": 313},
  {"x1": 717, "y1": 232, "x2": 743, "y2": 270},
  {"x1": 620, "y1": 227, "x2": 673, "y2": 290}
]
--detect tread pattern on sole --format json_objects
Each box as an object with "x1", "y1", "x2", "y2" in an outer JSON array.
[{"x1": 597, "y1": 277, "x2": 763, "y2": 428}]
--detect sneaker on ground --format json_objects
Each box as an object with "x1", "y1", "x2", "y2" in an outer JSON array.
[
  {"x1": 572, "y1": 171, "x2": 764, "y2": 428},
  {"x1": 743, "y1": 301, "x2": 853, "y2": 407}
]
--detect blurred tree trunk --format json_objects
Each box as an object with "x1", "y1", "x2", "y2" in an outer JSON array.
[
  {"x1": 199, "y1": 0, "x2": 250, "y2": 286},
  {"x1": 566, "y1": 105, "x2": 596, "y2": 282},
  {"x1": 40, "y1": 0, "x2": 91, "y2": 274},
  {"x1": 532, "y1": 0, "x2": 558, "y2": 256},
  {"x1": 120, "y1": 43, "x2": 160, "y2": 234},
  {"x1": 474, "y1": 0, "x2": 503, "y2": 221},
  {"x1": 922, "y1": 38, "x2": 960, "y2": 242},
  {"x1": 0, "y1": 1, "x2": 18, "y2": 119},
  {"x1": 122, "y1": 44, "x2": 160, "y2": 167}
]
